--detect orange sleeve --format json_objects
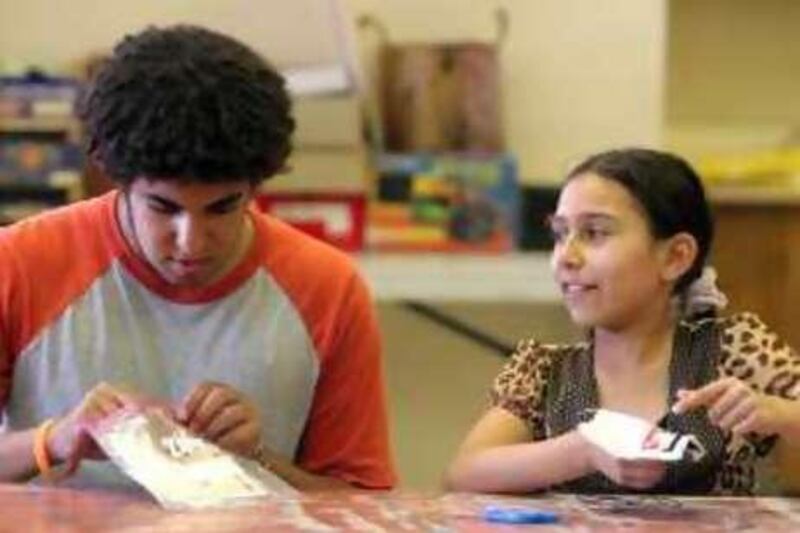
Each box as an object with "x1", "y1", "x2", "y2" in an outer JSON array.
[
  {"x1": 0, "y1": 196, "x2": 116, "y2": 404},
  {"x1": 0, "y1": 233, "x2": 22, "y2": 405},
  {"x1": 295, "y1": 270, "x2": 396, "y2": 489}
]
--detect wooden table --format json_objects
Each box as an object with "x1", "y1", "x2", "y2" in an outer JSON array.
[{"x1": 2, "y1": 484, "x2": 799, "y2": 532}]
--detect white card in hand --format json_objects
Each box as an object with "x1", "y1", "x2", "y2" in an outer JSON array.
[{"x1": 578, "y1": 409, "x2": 705, "y2": 462}]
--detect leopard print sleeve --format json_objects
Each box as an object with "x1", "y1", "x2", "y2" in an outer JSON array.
[
  {"x1": 489, "y1": 339, "x2": 558, "y2": 440},
  {"x1": 718, "y1": 312, "x2": 800, "y2": 401},
  {"x1": 716, "y1": 312, "x2": 800, "y2": 471}
]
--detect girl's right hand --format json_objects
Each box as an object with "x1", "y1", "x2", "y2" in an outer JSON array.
[
  {"x1": 579, "y1": 430, "x2": 668, "y2": 489},
  {"x1": 586, "y1": 434, "x2": 667, "y2": 490}
]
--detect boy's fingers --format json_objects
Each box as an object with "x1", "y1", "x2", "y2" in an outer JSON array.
[{"x1": 179, "y1": 383, "x2": 214, "y2": 423}]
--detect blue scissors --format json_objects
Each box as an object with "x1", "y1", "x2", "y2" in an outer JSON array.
[{"x1": 482, "y1": 505, "x2": 560, "y2": 524}]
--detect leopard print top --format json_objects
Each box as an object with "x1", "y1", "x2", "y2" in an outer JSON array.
[{"x1": 490, "y1": 312, "x2": 800, "y2": 495}]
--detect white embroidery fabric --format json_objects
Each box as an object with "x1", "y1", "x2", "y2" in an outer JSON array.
[
  {"x1": 578, "y1": 409, "x2": 706, "y2": 462},
  {"x1": 90, "y1": 408, "x2": 296, "y2": 509}
]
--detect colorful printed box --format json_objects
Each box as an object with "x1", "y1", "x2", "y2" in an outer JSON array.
[{"x1": 368, "y1": 153, "x2": 519, "y2": 253}]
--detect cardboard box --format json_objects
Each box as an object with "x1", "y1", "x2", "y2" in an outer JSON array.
[
  {"x1": 268, "y1": 147, "x2": 369, "y2": 192},
  {"x1": 292, "y1": 93, "x2": 363, "y2": 148}
]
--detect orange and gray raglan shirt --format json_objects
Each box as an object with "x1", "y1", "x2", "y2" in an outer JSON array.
[{"x1": 0, "y1": 191, "x2": 395, "y2": 489}]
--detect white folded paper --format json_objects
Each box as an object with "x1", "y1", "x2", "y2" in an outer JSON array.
[
  {"x1": 90, "y1": 408, "x2": 297, "y2": 509},
  {"x1": 578, "y1": 409, "x2": 705, "y2": 462}
]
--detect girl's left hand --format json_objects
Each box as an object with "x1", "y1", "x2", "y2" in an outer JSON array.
[{"x1": 672, "y1": 377, "x2": 782, "y2": 436}]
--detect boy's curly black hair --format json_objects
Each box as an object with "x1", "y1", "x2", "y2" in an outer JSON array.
[{"x1": 80, "y1": 25, "x2": 295, "y2": 186}]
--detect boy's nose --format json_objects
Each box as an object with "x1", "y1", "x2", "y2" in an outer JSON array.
[{"x1": 174, "y1": 216, "x2": 207, "y2": 256}]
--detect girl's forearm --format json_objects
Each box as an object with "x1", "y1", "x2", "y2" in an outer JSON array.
[{"x1": 445, "y1": 430, "x2": 594, "y2": 493}]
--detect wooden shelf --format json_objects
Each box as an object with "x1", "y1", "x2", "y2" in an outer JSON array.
[{"x1": 0, "y1": 116, "x2": 79, "y2": 140}]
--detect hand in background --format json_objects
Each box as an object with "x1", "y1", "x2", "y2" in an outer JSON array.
[
  {"x1": 673, "y1": 377, "x2": 781, "y2": 436},
  {"x1": 178, "y1": 381, "x2": 262, "y2": 458}
]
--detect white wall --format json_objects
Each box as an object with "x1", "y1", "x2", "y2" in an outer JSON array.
[
  {"x1": 0, "y1": 0, "x2": 668, "y2": 185},
  {"x1": 348, "y1": 0, "x2": 668, "y2": 183},
  {"x1": 665, "y1": 0, "x2": 800, "y2": 159},
  {"x1": 0, "y1": 0, "x2": 344, "y2": 72},
  {"x1": 668, "y1": 0, "x2": 800, "y2": 124}
]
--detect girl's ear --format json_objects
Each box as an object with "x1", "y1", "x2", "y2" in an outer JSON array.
[{"x1": 660, "y1": 232, "x2": 698, "y2": 284}]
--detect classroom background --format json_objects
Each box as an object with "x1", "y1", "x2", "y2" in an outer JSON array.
[{"x1": 0, "y1": 0, "x2": 798, "y2": 489}]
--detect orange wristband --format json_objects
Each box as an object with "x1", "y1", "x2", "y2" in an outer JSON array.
[{"x1": 33, "y1": 418, "x2": 56, "y2": 480}]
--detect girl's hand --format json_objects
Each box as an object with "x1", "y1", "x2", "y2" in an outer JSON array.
[
  {"x1": 672, "y1": 377, "x2": 782, "y2": 436},
  {"x1": 579, "y1": 430, "x2": 667, "y2": 489}
]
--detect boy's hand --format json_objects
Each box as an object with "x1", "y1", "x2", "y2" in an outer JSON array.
[
  {"x1": 179, "y1": 382, "x2": 262, "y2": 458},
  {"x1": 49, "y1": 382, "x2": 143, "y2": 468}
]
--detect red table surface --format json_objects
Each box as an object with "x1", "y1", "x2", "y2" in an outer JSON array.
[{"x1": 0, "y1": 484, "x2": 798, "y2": 532}]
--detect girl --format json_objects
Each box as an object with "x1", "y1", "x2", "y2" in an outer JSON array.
[{"x1": 445, "y1": 148, "x2": 800, "y2": 495}]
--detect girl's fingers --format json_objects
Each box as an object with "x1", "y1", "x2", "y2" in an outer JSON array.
[
  {"x1": 717, "y1": 399, "x2": 756, "y2": 432},
  {"x1": 708, "y1": 386, "x2": 749, "y2": 424}
]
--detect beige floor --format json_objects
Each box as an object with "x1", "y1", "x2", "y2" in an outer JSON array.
[{"x1": 378, "y1": 302, "x2": 578, "y2": 490}]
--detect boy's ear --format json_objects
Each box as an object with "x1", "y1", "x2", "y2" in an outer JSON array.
[
  {"x1": 87, "y1": 145, "x2": 109, "y2": 176},
  {"x1": 660, "y1": 232, "x2": 698, "y2": 284}
]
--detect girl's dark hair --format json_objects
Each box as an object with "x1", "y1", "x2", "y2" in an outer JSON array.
[
  {"x1": 567, "y1": 148, "x2": 713, "y2": 294},
  {"x1": 79, "y1": 25, "x2": 295, "y2": 186}
]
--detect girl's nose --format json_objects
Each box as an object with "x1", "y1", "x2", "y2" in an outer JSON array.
[{"x1": 553, "y1": 234, "x2": 584, "y2": 269}]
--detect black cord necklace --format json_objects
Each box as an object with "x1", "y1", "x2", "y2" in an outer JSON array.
[{"x1": 121, "y1": 191, "x2": 146, "y2": 259}]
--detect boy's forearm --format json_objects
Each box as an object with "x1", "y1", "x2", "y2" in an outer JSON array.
[
  {"x1": 254, "y1": 445, "x2": 353, "y2": 492},
  {"x1": 0, "y1": 428, "x2": 43, "y2": 482}
]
